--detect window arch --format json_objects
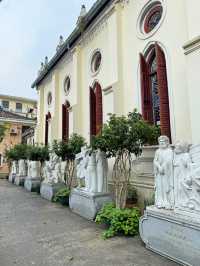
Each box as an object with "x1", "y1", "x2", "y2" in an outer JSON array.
[
  {"x1": 62, "y1": 101, "x2": 70, "y2": 142},
  {"x1": 90, "y1": 82, "x2": 103, "y2": 139},
  {"x1": 140, "y1": 43, "x2": 171, "y2": 140}
]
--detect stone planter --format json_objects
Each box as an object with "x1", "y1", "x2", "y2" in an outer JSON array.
[
  {"x1": 24, "y1": 161, "x2": 41, "y2": 192},
  {"x1": 15, "y1": 160, "x2": 27, "y2": 186}
]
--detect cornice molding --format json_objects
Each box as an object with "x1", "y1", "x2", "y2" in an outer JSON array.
[{"x1": 183, "y1": 36, "x2": 200, "y2": 55}]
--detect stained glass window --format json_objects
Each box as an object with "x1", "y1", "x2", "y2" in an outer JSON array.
[
  {"x1": 144, "y1": 6, "x2": 163, "y2": 33},
  {"x1": 150, "y1": 54, "x2": 160, "y2": 125}
]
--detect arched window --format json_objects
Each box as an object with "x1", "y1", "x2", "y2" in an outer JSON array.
[
  {"x1": 90, "y1": 82, "x2": 103, "y2": 139},
  {"x1": 140, "y1": 43, "x2": 171, "y2": 140},
  {"x1": 62, "y1": 101, "x2": 70, "y2": 142}
]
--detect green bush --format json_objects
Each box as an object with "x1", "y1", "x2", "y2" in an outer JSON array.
[
  {"x1": 52, "y1": 187, "x2": 70, "y2": 206},
  {"x1": 27, "y1": 145, "x2": 49, "y2": 162},
  {"x1": 6, "y1": 144, "x2": 30, "y2": 161},
  {"x1": 95, "y1": 203, "x2": 140, "y2": 239}
]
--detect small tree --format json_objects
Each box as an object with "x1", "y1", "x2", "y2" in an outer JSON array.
[
  {"x1": 92, "y1": 110, "x2": 159, "y2": 209},
  {"x1": 0, "y1": 123, "x2": 9, "y2": 143},
  {"x1": 52, "y1": 133, "x2": 86, "y2": 189}
]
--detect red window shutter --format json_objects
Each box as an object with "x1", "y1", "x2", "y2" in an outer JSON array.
[
  {"x1": 90, "y1": 87, "x2": 96, "y2": 136},
  {"x1": 66, "y1": 108, "x2": 69, "y2": 141},
  {"x1": 62, "y1": 104, "x2": 67, "y2": 141},
  {"x1": 95, "y1": 83, "x2": 103, "y2": 135},
  {"x1": 155, "y1": 43, "x2": 171, "y2": 140},
  {"x1": 62, "y1": 104, "x2": 69, "y2": 141},
  {"x1": 140, "y1": 53, "x2": 153, "y2": 123},
  {"x1": 45, "y1": 114, "x2": 48, "y2": 146}
]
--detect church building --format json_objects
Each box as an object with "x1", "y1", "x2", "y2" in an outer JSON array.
[{"x1": 32, "y1": 0, "x2": 200, "y2": 146}]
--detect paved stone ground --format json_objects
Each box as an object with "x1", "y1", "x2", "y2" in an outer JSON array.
[{"x1": 0, "y1": 180, "x2": 179, "y2": 266}]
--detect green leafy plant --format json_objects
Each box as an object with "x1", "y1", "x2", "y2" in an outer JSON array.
[
  {"x1": 52, "y1": 187, "x2": 70, "y2": 206},
  {"x1": 6, "y1": 144, "x2": 30, "y2": 161},
  {"x1": 95, "y1": 203, "x2": 140, "y2": 239},
  {"x1": 27, "y1": 145, "x2": 49, "y2": 162},
  {"x1": 91, "y1": 110, "x2": 159, "y2": 209}
]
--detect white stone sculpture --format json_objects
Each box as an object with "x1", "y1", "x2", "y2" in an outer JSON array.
[
  {"x1": 173, "y1": 141, "x2": 192, "y2": 208},
  {"x1": 76, "y1": 148, "x2": 109, "y2": 194},
  {"x1": 154, "y1": 136, "x2": 174, "y2": 210},
  {"x1": 11, "y1": 161, "x2": 17, "y2": 175},
  {"x1": 76, "y1": 147, "x2": 90, "y2": 189},
  {"x1": 18, "y1": 159, "x2": 27, "y2": 177},
  {"x1": 87, "y1": 153, "x2": 98, "y2": 193},
  {"x1": 31, "y1": 161, "x2": 41, "y2": 179},
  {"x1": 60, "y1": 161, "x2": 67, "y2": 183},
  {"x1": 96, "y1": 149, "x2": 108, "y2": 193},
  {"x1": 43, "y1": 153, "x2": 62, "y2": 184}
]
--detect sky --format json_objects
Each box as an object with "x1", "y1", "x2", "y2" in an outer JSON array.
[{"x1": 0, "y1": 0, "x2": 95, "y2": 100}]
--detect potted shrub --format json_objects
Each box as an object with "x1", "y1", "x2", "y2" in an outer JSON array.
[
  {"x1": 92, "y1": 110, "x2": 159, "y2": 209},
  {"x1": 52, "y1": 134, "x2": 86, "y2": 190}
]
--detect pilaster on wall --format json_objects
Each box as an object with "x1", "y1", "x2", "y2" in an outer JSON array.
[
  {"x1": 36, "y1": 87, "x2": 44, "y2": 144},
  {"x1": 72, "y1": 46, "x2": 82, "y2": 134},
  {"x1": 113, "y1": 2, "x2": 124, "y2": 116},
  {"x1": 51, "y1": 70, "x2": 60, "y2": 141}
]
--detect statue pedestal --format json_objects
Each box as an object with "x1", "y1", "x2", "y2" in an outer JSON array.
[
  {"x1": 69, "y1": 188, "x2": 113, "y2": 220},
  {"x1": 14, "y1": 175, "x2": 25, "y2": 186},
  {"x1": 140, "y1": 206, "x2": 200, "y2": 266},
  {"x1": 8, "y1": 173, "x2": 16, "y2": 183},
  {"x1": 40, "y1": 182, "x2": 66, "y2": 201},
  {"x1": 24, "y1": 177, "x2": 41, "y2": 193}
]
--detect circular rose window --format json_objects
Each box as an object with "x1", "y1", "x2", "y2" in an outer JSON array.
[
  {"x1": 91, "y1": 50, "x2": 102, "y2": 74},
  {"x1": 144, "y1": 5, "x2": 163, "y2": 33},
  {"x1": 47, "y1": 92, "x2": 52, "y2": 106},
  {"x1": 137, "y1": 1, "x2": 165, "y2": 39},
  {"x1": 64, "y1": 76, "x2": 71, "y2": 96}
]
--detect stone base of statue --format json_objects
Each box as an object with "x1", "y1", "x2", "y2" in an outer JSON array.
[
  {"x1": 14, "y1": 175, "x2": 25, "y2": 186},
  {"x1": 24, "y1": 177, "x2": 41, "y2": 193},
  {"x1": 8, "y1": 173, "x2": 16, "y2": 183},
  {"x1": 69, "y1": 188, "x2": 113, "y2": 220},
  {"x1": 140, "y1": 206, "x2": 200, "y2": 266},
  {"x1": 40, "y1": 182, "x2": 66, "y2": 201}
]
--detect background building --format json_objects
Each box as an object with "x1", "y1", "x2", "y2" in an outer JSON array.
[{"x1": 0, "y1": 95, "x2": 37, "y2": 178}]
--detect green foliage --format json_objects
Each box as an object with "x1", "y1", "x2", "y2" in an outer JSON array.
[
  {"x1": 91, "y1": 110, "x2": 160, "y2": 158},
  {"x1": 27, "y1": 145, "x2": 49, "y2": 162},
  {"x1": 52, "y1": 134, "x2": 86, "y2": 161},
  {"x1": 6, "y1": 144, "x2": 30, "y2": 161},
  {"x1": 95, "y1": 203, "x2": 140, "y2": 239},
  {"x1": 52, "y1": 187, "x2": 70, "y2": 206}
]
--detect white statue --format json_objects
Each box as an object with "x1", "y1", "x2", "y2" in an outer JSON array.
[
  {"x1": 11, "y1": 161, "x2": 17, "y2": 175},
  {"x1": 76, "y1": 147, "x2": 90, "y2": 189},
  {"x1": 154, "y1": 136, "x2": 174, "y2": 210},
  {"x1": 18, "y1": 160, "x2": 27, "y2": 177},
  {"x1": 87, "y1": 153, "x2": 98, "y2": 193},
  {"x1": 180, "y1": 144, "x2": 200, "y2": 212},
  {"x1": 173, "y1": 141, "x2": 192, "y2": 208},
  {"x1": 43, "y1": 153, "x2": 62, "y2": 184},
  {"x1": 96, "y1": 149, "x2": 108, "y2": 193},
  {"x1": 31, "y1": 161, "x2": 41, "y2": 179}
]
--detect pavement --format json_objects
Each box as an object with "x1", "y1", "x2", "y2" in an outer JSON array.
[{"x1": 0, "y1": 180, "x2": 179, "y2": 266}]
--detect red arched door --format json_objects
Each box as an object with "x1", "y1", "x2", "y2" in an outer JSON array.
[
  {"x1": 140, "y1": 43, "x2": 171, "y2": 141},
  {"x1": 90, "y1": 82, "x2": 103, "y2": 138},
  {"x1": 62, "y1": 101, "x2": 70, "y2": 142}
]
